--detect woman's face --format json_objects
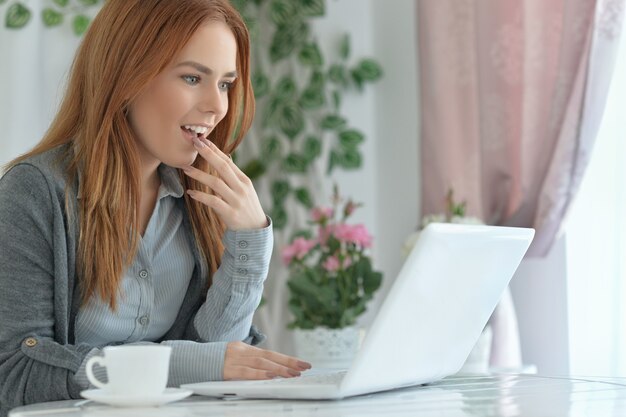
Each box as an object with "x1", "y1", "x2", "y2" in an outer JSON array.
[{"x1": 128, "y1": 20, "x2": 238, "y2": 169}]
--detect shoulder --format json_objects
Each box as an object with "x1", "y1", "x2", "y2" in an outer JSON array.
[{"x1": 1, "y1": 144, "x2": 73, "y2": 196}]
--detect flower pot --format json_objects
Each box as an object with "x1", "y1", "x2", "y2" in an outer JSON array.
[{"x1": 292, "y1": 327, "x2": 362, "y2": 369}]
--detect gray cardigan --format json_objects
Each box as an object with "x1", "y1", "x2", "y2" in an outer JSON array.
[{"x1": 0, "y1": 145, "x2": 263, "y2": 415}]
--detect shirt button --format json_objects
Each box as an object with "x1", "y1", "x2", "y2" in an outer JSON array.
[
  {"x1": 238, "y1": 241, "x2": 248, "y2": 249},
  {"x1": 237, "y1": 268, "x2": 248, "y2": 276},
  {"x1": 139, "y1": 270, "x2": 149, "y2": 279},
  {"x1": 24, "y1": 337, "x2": 37, "y2": 347},
  {"x1": 138, "y1": 316, "x2": 150, "y2": 326},
  {"x1": 239, "y1": 254, "x2": 249, "y2": 262}
]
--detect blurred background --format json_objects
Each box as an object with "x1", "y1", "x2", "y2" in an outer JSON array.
[{"x1": 1, "y1": 0, "x2": 625, "y2": 378}]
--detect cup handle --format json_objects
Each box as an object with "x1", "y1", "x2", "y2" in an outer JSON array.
[{"x1": 85, "y1": 356, "x2": 108, "y2": 390}]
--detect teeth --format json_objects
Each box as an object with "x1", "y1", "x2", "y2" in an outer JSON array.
[{"x1": 183, "y1": 125, "x2": 209, "y2": 136}]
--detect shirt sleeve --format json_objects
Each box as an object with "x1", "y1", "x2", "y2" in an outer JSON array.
[
  {"x1": 192, "y1": 218, "x2": 273, "y2": 343},
  {"x1": 73, "y1": 340, "x2": 229, "y2": 388}
]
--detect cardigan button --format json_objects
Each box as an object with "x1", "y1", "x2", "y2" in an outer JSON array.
[{"x1": 24, "y1": 337, "x2": 37, "y2": 347}]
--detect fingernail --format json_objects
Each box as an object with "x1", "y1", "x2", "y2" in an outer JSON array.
[
  {"x1": 266, "y1": 372, "x2": 277, "y2": 379},
  {"x1": 186, "y1": 190, "x2": 197, "y2": 198},
  {"x1": 193, "y1": 137, "x2": 206, "y2": 149},
  {"x1": 288, "y1": 369, "x2": 301, "y2": 377},
  {"x1": 298, "y1": 361, "x2": 312, "y2": 369}
]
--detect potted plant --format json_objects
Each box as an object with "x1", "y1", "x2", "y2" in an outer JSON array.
[{"x1": 281, "y1": 187, "x2": 383, "y2": 368}]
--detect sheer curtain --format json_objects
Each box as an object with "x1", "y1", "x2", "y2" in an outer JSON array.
[
  {"x1": 0, "y1": 3, "x2": 88, "y2": 166},
  {"x1": 565, "y1": 19, "x2": 626, "y2": 376},
  {"x1": 417, "y1": 0, "x2": 624, "y2": 369}
]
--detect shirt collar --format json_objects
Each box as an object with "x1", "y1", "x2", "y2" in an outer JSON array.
[{"x1": 76, "y1": 164, "x2": 184, "y2": 200}]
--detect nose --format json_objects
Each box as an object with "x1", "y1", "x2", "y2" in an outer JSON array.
[{"x1": 198, "y1": 84, "x2": 228, "y2": 117}]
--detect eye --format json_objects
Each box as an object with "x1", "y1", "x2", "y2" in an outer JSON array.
[
  {"x1": 182, "y1": 75, "x2": 201, "y2": 86},
  {"x1": 219, "y1": 81, "x2": 234, "y2": 92}
]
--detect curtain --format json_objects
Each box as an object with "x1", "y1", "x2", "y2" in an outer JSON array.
[
  {"x1": 0, "y1": 3, "x2": 86, "y2": 166},
  {"x1": 417, "y1": 0, "x2": 624, "y2": 368}
]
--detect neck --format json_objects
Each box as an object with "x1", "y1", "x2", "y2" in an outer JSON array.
[{"x1": 139, "y1": 152, "x2": 161, "y2": 195}]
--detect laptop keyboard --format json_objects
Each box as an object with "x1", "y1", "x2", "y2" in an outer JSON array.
[{"x1": 262, "y1": 370, "x2": 348, "y2": 385}]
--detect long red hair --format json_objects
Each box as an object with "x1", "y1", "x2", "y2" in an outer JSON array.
[{"x1": 7, "y1": 0, "x2": 255, "y2": 308}]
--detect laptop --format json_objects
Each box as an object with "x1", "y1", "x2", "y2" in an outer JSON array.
[{"x1": 182, "y1": 223, "x2": 535, "y2": 400}]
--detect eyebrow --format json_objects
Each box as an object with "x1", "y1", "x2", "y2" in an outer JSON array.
[{"x1": 175, "y1": 61, "x2": 237, "y2": 78}]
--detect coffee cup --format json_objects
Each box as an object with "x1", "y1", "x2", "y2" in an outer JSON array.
[{"x1": 85, "y1": 345, "x2": 172, "y2": 396}]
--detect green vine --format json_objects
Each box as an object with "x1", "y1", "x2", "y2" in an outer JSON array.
[
  {"x1": 2, "y1": 0, "x2": 383, "y2": 233},
  {"x1": 2, "y1": 0, "x2": 102, "y2": 35},
  {"x1": 232, "y1": 0, "x2": 383, "y2": 230}
]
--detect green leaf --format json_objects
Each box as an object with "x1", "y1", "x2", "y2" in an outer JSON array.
[
  {"x1": 252, "y1": 72, "x2": 270, "y2": 98},
  {"x1": 275, "y1": 76, "x2": 297, "y2": 100},
  {"x1": 299, "y1": 87, "x2": 324, "y2": 110},
  {"x1": 279, "y1": 103, "x2": 305, "y2": 140},
  {"x1": 271, "y1": 180, "x2": 291, "y2": 204},
  {"x1": 290, "y1": 229, "x2": 313, "y2": 241},
  {"x1": 78, "y1": 0, "x2": 99, "y2": 5},
  {"x1": 302, "y1": 136, "x2": 321, "y2": 161},
  {"x1": 298, "y1": 0, "x2": 325, "y2": 17},
  {"x1": 72, "y1": 14, "x2": 90, "y2": 36},
  {"x1": 328, "y1": 64, "x2": 348, "y2": 87},
  {"x1": 282, "y1": 153, "x2": 308, "y2": 173},
  {"x1": 351, "y1": 68, "x2": 364, "y2": 91},
  {"x1": 294, "y1": 187, "x2": 313, "y2": 208},
  {"x1": 298, "y1": 42, "x2": 323, "y2": 67},
  {"x1": 6, "y1": 3, "x2": 31, "y2": 29},
  {"x1": 340, "y1": 34, "x2": 350, "y2": 60},
  {"x1": 42, "y1": 8, "x2": 63, "y2": 27},
  {"x1": 241, "y1": 159, "x2": 266, "y2": 180},
  {"x1": 261, "y1": 136, "x2": 283, "y2": 161},
  {"x1": 340, "y1": 148, "x2": 362, "y2": 169},
  {"x1": 310, "y1": 70, "x2": 325, "y2": 88},
  {"x1": 52, "y1": 0, "x2": 69, "y2": 7},
  {"x1": 270, "y1": 0, "x2": 298, "y2": 26},
  {"x1": 270, "y1": 21, "x2": 308, "y2": 63},
  {"x1": 270, "y1": 205, "x2": 288, "y2": 229},
  {"x1": 262, "y1": 97, "x2": 282, "y2": 128},
  {"x1": 356, "y1": 58, "x2": 383, "y2": 81},
  {"x1": 320, "y1": 114, "x2": 346, "y2": 130},
  {"x1": 332, "y1": 91, "x2": 341, "y2": 110},
  {"x1": 339, "y1": 129, "x2": 364, "y2": 149}
]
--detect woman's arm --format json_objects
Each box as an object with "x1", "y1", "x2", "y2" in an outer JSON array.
[{"x1": 0, "y1": 163, "x2": 92, "y2": 411}]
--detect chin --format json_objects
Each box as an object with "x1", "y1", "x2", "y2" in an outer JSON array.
[{"x1": 162, "y1": 151, "x2": 198, "y2": 169}]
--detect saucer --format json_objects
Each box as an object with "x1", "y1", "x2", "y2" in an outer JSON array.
[{"x1": 80, "y1": 388, "x2": 192, "y2": 407}]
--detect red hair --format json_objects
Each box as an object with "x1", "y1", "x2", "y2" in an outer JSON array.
[{"x1": 8, "y1": 0, "x2": 255, "y2": 308}]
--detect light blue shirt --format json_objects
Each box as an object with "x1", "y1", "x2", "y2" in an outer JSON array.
[{"x1": 74, "y1": 164, "x2": 272, "y2": 387}]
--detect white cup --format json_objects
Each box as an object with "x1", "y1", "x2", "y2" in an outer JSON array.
[{"x1": 85, "y1": 345, "x2": 172, "y2": 396}]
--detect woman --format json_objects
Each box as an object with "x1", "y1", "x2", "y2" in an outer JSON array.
[{"x1": 0, "y1": 0, "x2": 309, "y2": 412}]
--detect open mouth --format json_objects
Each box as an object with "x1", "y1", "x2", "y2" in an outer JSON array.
[{"x1": 181, "y1": 124, "x2": 210, "y2": 141}]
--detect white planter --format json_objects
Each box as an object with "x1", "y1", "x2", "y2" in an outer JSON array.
[
  {"x1": 458, "y1": 325, "x2": 493, "y2": 374},
  {"x1": 292, "y1": 327, "x2": 362, "y2": 369}
]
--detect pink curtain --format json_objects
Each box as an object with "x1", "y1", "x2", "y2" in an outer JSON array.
[{"x1": 417, "y1": 0, "x2": 624, "y2": 367}]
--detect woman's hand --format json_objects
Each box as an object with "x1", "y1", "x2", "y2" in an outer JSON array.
[
  {"x1": 183, "y1": 137, "x2": 268, "y2": 231},
  {"x1": 224, "y1": 341, "x2": 312, "y2": 380}
]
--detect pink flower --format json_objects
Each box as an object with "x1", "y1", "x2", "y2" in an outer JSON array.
[
  {"x1": 281, "y1": 237, "x2": 317, "y2": 265},
  {"x1": 333, "y1": 223, "x2": 373, "y2": 248},
  {"x1": 311, "y1": 206, "x2": 334, "y2": 223},
  {"x1": 322, "y1": 255, "x2": 352, "y2": 272}
]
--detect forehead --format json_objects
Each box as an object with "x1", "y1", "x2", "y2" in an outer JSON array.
[{"x1": 174, "y1": 20, "x2": 238, "y2": 69}]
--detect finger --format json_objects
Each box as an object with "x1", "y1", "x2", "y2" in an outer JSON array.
[
  {"x1": 257, "y1": 349, "x2": 312, "y2": 371},
  {"x1": 193, "y1": 137, "x2": 242, "y2": 191},
  {"x1": 242, "y1": 356, "x2": 302, "y2": 378},
  {"x1": 182, "y1": 166, "x2": 237, "y2": 205},
  {"x1": 201, "y1": 138, "x2": 249, "y2": 183},
  {"x1": 187, "y1": 190, "x2": 230, "y2": 215},
  {"x1": 224, "y1": 365, "x2": 278, "y2": 381}
]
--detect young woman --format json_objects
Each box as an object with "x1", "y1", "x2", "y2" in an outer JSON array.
[{"x1": 0, "y1": 0, "x2": 309, "y2": 412}]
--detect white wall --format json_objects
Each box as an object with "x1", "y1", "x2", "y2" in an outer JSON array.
[{"x1": 315, "y1": 0, "x2": 420, "y2": 316}]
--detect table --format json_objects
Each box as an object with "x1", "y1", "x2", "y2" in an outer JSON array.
[{"x1": 9, "y1": 373, "x2": 626, "y2": 417}]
